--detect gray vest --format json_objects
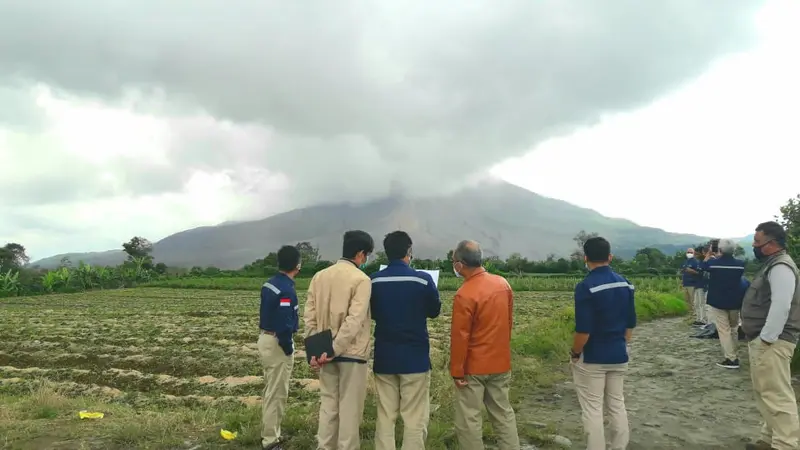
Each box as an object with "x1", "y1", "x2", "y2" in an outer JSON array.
[{"x1": 741, "y1": 251, "x2": 800, "y2": 343}]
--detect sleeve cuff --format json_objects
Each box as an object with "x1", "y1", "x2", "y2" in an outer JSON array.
[{"x1": 759, "y1": 333, "x2": 778, "y2": 343}]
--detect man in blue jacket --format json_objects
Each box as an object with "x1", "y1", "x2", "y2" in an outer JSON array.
[
  {"x1": 371, "y1": 231, "x2": 441, "y2": 450},
  {"x1": 681, "y1": 247, "x2": 702, "y2": 324},
  {"x1": 258, "y1": 245, "x2": 301, "y2": 450},
  {"x1": 701, "y1": 238, "x2": 746, "y2": 369},
  {"x1": 570, "y1": 236, "x2": 637, "y2": 450}
]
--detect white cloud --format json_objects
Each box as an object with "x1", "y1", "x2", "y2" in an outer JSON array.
[
  {"x1": 494, "y1": 0, "x2": 800, "y2": 238},
  {"x1": 0, "y1": 0, "x2": 784, "y2": 260}
]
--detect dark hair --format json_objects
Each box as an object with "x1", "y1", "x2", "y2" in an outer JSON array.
[
  {"x1": 694, "y1": 246, "x2": 704, "y2": 253},
  {"x1": 342, "y1": 230, "x2": 374, "y2": 259},
  {"x1": 756, "y1": 221, "x2": 787, "y2": 247},
  {"x1": 383, "y1": 231, "x2": 412, "y2": 260},
  {"x1": 583, "y1": 237, "x2": 611, "y2": 263},
  {"x1": 277, "y1": 245, "x2": 301, "y2": 272}
]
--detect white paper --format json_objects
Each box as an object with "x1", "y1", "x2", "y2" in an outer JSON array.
[{"x1": 379, "y1": 264, "x2": 440, "y2": 288}]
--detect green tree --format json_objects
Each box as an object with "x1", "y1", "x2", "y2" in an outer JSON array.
[
  {"x1": 295, "y1": 242, "x2": 320, "y2": 264},
  {"x1": 778, "y1": 194, "x2": 800, "y2": 260},
  {"x1": 122, "y1": 237, "x2": 154, "y2": 261},
  {"x1": 571, "y1": 230, "x2": 599, "y2": 261},
  {"x1": 505, "y1": 252, "x2": 527, "y2": 274},
  {"x1": 0, "y1": 243, "x2": 29, "y2": 270},
  {"x1": 635, "y1": 247, "x2": 667, "y2": 269}
]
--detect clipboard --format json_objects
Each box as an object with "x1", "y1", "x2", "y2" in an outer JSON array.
[{"x1": 304, "y1": 329, "x2": 335, "y2": 364}]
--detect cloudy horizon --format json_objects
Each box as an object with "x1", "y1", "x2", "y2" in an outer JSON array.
[{"x1": 2, "y1": 0, "x2": 797, "y2": 260}]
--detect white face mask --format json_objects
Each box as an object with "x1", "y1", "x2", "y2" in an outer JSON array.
[
  {"x1": 453, "y1": 262, "x2": 462, "y2": 278},
  {"x1": 686, "y1": 253, "x2": 694, "y2": 258}
]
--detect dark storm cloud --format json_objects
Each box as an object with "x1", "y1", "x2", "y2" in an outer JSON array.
[{"x1": 0, "y1": 0, "x2": 765, "y2": 209}]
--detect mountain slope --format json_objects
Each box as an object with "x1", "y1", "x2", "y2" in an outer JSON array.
[{"x1": 32, "y1": 181, "x2": 710, "y2": 269}]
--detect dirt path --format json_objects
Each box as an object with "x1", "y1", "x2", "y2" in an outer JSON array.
[{"x1": 524, "y1": 317, "x2": 775, "y2": 449}]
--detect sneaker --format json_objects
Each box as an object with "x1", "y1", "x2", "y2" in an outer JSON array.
[
  {"x1": 692, "y1": 321, "x2": 705, "y2": 326},
  {"x1": 717, "y1": 358, "x2": 740, "y2": 369}
]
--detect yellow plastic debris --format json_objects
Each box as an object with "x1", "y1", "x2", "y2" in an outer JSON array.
[
  {"x1": 78, "y1": 411, "x2": 104, "y2": 419},
  {"x1": 220, "y1": 429, "x2": 238, "y2": 440}
]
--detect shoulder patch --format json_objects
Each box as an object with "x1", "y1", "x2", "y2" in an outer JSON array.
[{"x1": 279, "y1": 298, "x2": 291, "y2": 307}]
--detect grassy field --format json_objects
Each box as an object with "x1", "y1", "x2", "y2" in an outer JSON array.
[
  {"x1": 144, "y1": 275, "x2": 682, "y2": 292},
  {"x1": 0, "y1": 287, "x2": 687, "y2": 449}
]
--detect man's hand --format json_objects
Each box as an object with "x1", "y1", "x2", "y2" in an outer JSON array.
[
  {"x1": 453, "y1": 377, "x2": 468, "y2": 388},
  {"x1": 309, "y1": 352, "x2": 334, "y2": 371}
]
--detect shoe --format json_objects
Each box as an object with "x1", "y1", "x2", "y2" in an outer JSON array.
[
  {"x1": 262, "y1": 436, "x2": 289, "y2": 450},
  {"x1": 745, "y1": 440, "x2": 775, "y2": 450},
  {"x1": 717, "y1": 358, "x2": 740, "y2": 369},
  {"x1": 692, "y1": 321, "x2": 705, "y2": 326}
]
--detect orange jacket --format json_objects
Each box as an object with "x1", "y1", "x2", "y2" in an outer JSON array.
[{"x1": 449, "y1": 268, "x2": 513, "y2": 378}]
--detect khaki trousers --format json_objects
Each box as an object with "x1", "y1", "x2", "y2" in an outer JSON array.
[
  {"x1": 708, "y1": 307, "x2": 740, "y2": 361},
  {"x1": 571, "y1": 358, "x2": 629, "y2": 450},
  {"x1": 258, "y1": 333, "x2": 294, "y2": 447},
  {"x1": 683, "y1": 286, "x2": 696, "y2": 313},
  {"x1": 454, "y1": 371, "x2": 520, "y2": 450},
  {"x1": 748, "y1": 339, "x2": 800, "y2": 450},
  {"x1": 374, "y1": 371, "x2": 431, "y2": 450},
  {"x1": 317, "y1": 362, "x2": 369, "y2": 450},
  {"x1": 693, "y1": 289, "x2": 708, "y2": 323}
]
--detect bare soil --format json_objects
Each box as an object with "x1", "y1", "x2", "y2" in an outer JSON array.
[{"x1": 522, "y1": 317, "x2": 796, "y2": 449}]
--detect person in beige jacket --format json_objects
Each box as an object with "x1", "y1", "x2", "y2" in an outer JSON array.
[{"x1": 304, "y1": 230, "x2": 374, "y2": 450}]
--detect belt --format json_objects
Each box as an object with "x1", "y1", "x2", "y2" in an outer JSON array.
[{"x1": 260, "y1": 330, "x2": 276, "y2": 336}]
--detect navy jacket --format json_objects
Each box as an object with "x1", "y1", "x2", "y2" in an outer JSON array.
[
  {"x1": 574, "y1": 266, "x2": 637, "y2": 364},
  {"x1": 260, "y1": 272, "x2": 299, "y2": 355},
  {"x1": 681, "y1": 257, "x2": 701, "y2": 287},
  {"x1": 700, "y1": 256, "x2": 746, "y2": 310},
  {"x1": 370, "y1": 260, "x2": 441, "y2": 374}
]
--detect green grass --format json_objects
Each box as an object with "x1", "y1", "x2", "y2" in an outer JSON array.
[
  {"x1": 0, "y1": 287, "x2": 686, "y2": 449},
  {"x1": 144, "y1": 275, "x2": 683, "y2": 292}
]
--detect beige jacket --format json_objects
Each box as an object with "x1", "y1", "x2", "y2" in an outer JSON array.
[{"x1": 303, "y1": 259, "x2": 372, "y2": 361}]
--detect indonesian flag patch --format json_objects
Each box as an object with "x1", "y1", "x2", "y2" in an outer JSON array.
[{"x1": 279, "y1": 298, "x2": 291, "y2": 307}]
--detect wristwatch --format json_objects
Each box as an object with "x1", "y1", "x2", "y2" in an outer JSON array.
[{"x1": 570, "y1": 350, "x2": 581, "y2": 359}]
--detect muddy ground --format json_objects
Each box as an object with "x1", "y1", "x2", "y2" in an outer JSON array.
[{"x1": 523, "y1": 317, "x2": 785, "y2": 449}]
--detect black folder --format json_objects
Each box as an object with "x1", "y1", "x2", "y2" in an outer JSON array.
[{"x1": 304, "y1": 329, "x2": 335, "y2": 364}]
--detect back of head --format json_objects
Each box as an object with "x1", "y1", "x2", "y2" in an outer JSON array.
[
  {"x1": 342, "y1": 230, "x2": 375, "y2": 259},
  {"x1": 277, "y1": 245, "x2": 301, "y2": 272},
  {"x1": 583, "y1": 237, "x2": 611, "y2": 263},
  {"x1": 453, "y1": 240, "x2": 483, "y2": 268},
  {"x1": 718, "y1": 238, "x2": 737, "y2": 256},
  {"x1": 383, "y1": 231, "x2": 412, "y2": 261}
]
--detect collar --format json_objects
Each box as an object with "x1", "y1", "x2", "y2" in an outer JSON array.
[
  {"x1": 388, "y1": 259, "x2": 409, "y2": 267},
  {"x1": 764, "y1": 249, "x2": 788, "y2": 265},
  {"x1": 338, "y1": 258, "x2": 360, "y2": 268},
  {"x1": 464, "y1": 267, "x2": 487, "y2": 280},
  {"x1": 276, "y1": 272, "x2": 295, "y2": 285},
  {"x1": 589, "y1": 265, "x2": 612, "y2": 273}
]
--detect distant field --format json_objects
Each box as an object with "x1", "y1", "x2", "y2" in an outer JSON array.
[
  {"x1": 0, "y1": 287, "x2": 686, "y2": 449},
  {"x1": 144, "y1": 275, "x2": 682, "y2": 292}
]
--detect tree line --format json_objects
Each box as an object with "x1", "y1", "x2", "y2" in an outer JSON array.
[{"x1": 2, "y1": 195, "x2": 799, "y2": 297}]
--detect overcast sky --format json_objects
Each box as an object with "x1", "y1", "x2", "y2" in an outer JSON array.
[{"x1": 1, "y1": 0, "x2": 796, "y2": 260}]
